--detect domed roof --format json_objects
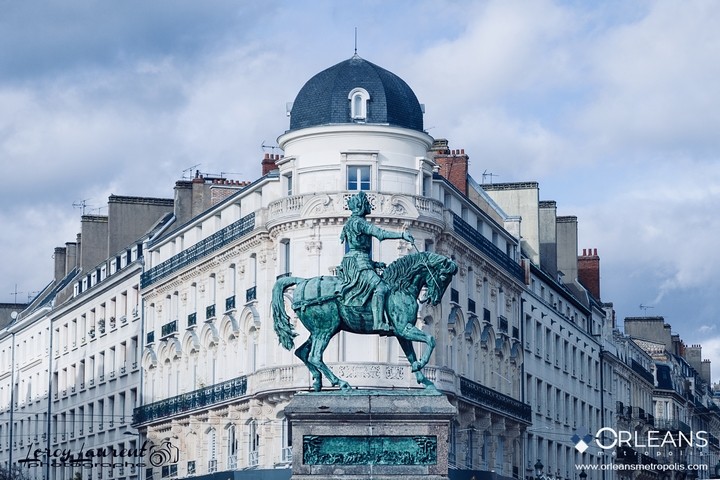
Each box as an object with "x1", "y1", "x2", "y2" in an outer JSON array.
[{"x1": 289, "y1": 55, "x2": 424, "y2": 132}]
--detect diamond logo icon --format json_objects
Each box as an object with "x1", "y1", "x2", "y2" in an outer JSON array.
[{"x1": 571, "y1": 427, "x2": 594, "y2": 453}]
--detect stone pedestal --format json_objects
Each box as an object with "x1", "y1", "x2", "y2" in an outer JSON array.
[{"x1": 285, "y1": 389, "x2": 457, "y2": 480}]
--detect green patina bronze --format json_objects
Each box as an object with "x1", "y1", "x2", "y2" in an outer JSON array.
[
  {"x1": 302, "y1": 435, "x2": 437, "y2": 465},
  {"x1": 272, "y1": 191, "x2": 458, "y2": 391}
]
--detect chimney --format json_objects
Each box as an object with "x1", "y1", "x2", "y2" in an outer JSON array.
[
  {"x1": 107, "y1": 195, "x2": 174, "y2": 254},
  {"x1": 262, "y1": 153, "x2": 279, "y2": 176},
  {"x1": 538, "y1": 201, "x2": 558, "y2": 275},
  {"x1": 79, "y1": 215, "x2": 109, "y2": 272},
  {"x1": 431, "y1": 139, "x2": 468, "y2": 195},
  {"x1": 174, "y1": 180, "x2": 194, "y2": 226},
  {"x1": 556, "y1": 216, "x2": 578, "y2": 283},
  {"x1": 578, "y1": 248, "x2": 601, "y2": 299},
  {"x1": 54, "y1": 247, "x2": 67, "y2": 282},
  {"x1": 702, "y1": 359, "x2": 712, "y2": 385},
  {"x1": 65, "y1": 241, "x2": 78, "y2": 273}
]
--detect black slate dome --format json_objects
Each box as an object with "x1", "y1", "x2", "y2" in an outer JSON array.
[{"x1": 289, "y1": 55, "x2": 424, "y2": 132}]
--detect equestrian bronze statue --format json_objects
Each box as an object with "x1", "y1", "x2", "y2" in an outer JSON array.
[{"x1": 272, "y1": 191, "x2": 458, "y2": 391}]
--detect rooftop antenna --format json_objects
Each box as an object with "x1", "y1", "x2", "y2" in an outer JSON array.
[
  {"x1": 10, "y1": 284, "x2": 22, "y2": 303},
  {"x1": 261, "y1": 141, "x2": 279, "y2": 154},
  {"x1": 482, "y1": 170, "x2": 498, "y2": 185},
  {"x1": 182, "y1": 164, "x2": 201, "y2": 179},
  {"x1": 639, "y1": 304, "x2": 654, "y2": 313},
  {"x1": 72, "y1": 199, "x2": 90, "y2": 215}
]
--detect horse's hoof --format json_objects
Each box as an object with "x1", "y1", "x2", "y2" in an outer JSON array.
[
  {"x1": 338, "y1": 381, "x2": 352, "y2": 390},
  {"x1": 411, "y1": 361, "x2": 423, "y2": 372}
]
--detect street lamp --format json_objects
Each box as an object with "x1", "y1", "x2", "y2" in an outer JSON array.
[
  {"x1": 579, "y1": 468, "x2": 587, "y2": 480},
  {"x1": 714, "y1": 460, "x2": 720, "y2": 478},
  {"x1": 535, "y1": 459, "x2": 544, "y2": 480}
]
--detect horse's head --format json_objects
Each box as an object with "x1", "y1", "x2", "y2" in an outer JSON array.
[{"x1": 424, "y1": 253, "x2": 458, "y2": 305}]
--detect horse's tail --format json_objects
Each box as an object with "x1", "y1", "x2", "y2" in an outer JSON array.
[{"x1": 272, "y1": 276, "x2": 301, "y2": 350}]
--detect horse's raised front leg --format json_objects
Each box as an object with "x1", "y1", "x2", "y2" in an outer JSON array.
[
  {"x1": 395, "y1": 323, "x2": 435, "y2": 372},
  {"x1": 396, "y1": 337, "x2": 435, "y2": 389},
  {"x1": 309, "y1": 330, "x2": 351, "y2": 391},
  {"x1": 295, "y1": 338, "x2": 322, "y2": 391}
]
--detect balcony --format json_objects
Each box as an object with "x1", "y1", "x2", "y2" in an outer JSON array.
[
  {"x1": 161, "y1": 320, "x2": 178, "y2": 338},
  {"x1": 450, "y1": 288, "x2": 459, "y2": 304},
  {"x1": 281, "y1": 447, "x2": 293, "y2": 463},
  {"x1": 467, "y1": 298, "x2": 476, "y2": 313},
  {"x1": 483, "y1": 308, "x2": 491, "y2": 323},
  {"x1": 452, "y1": 213, "x2": 524, "y2": 282},
  {"x1": 146, "y1": 331, "x2": 155, "y2": 345},
  {"x1": 631, "y1": 359, "x2": 654, "y2": 384},
  {"x1": 208, "y1": 459, "x2": 218, "y2": 473},
  {"x1": 498, "y1": 316, "x2": 508, "y2": 334},
  {"x1": 141, "y1": 212, "x2": 255, "y2": 288},
  {"x1": 206, "y1": 304, "x2": 216, "y2": 320},
  {"x1": 133, "y1": 375, "x2": 248, "y2": 425},
  {"x1": 246, "y1": 286, "x2": 257, "y2": 303},
  {"x1": 225, "y1": 295, "x2": 236, "y2": 312},
  {"x1": 187, "y1": 312, "x2": 197, "y2": 328},
  {"x1": 228, "y1": 454, "x2": 237, "y2": 470},
  {"x1": 655, "y1": 418, "x2": 692, "y2": 435},
  {"x1": 459, "y1": 376, "x2": 531, "y2": 424}
]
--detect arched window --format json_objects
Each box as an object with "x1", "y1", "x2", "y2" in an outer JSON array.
[
  {"x1": 207, "y1": 427, "x2": 217, "y2": 472},
  {"x1": 248, "y1": 420, "x2": 260, "y2": 466},
  {"x1": 348, "y1": 87, "x2": 370, "y2": 120},
  {"x1": 227, "y1": 424, "x2": 238, "y2": 469}
]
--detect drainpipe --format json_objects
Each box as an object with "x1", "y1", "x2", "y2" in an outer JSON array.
[
  {"x1": 9, "y1": 332, "x2": 15, "y2": 472},
  {"x1": 599, "y1": 347, "x2": 605, "y2": 480},
  {"x1": 45, "y1": 325, "x2": 54, "y2": 480}
]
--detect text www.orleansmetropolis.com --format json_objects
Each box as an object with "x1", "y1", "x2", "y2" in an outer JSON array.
[{"x1": 575, "y1": 463, "x2": 708, "y2": 473}]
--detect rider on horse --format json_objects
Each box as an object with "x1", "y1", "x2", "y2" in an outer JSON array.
[{"x1": 338, "y1": 191, "x2": 414, "y2": 332}]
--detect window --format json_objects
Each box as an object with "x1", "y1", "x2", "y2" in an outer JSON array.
[
  {"x1": 347, "y1": 165, "x2": 370, "y2": 191},
  {"x1": 207, "y1": 428, "x2": 217, "y2": 472},
  {"x1": 280, "y1": 239, "x2": 291, "y2": 276},
  {"x1": 248, "y1": 420, "x2": 260, "y2": 466},
  {"x1": 227, "y1": 425, "x2": 238, "y2": 469},
  {"x1": 284, "y1": 172, "x2": 293, "y2": 196},
  {"x1": 348, "y1": 87, "x2": 370, "y2": 120}
]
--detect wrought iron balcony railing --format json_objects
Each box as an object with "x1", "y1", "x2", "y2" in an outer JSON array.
[
  {"x1": 452, "y1": 213, "x2": 524, "y2": 282},
  {"x1": 246, "y1": 286, "x2": 257, "y2": 302},
  {"x1": 206, "y1": 304, "x2": 216, "y2": 320},
  {"x1": 141, "y1": 213, "x2": 255, "y2": 288},
  {"x1": 133, "y1": 375, "x2": 247, "y2": 425},
  {"x1": 459, "y1": 376, "x2": 531, "y2": 424},
  {"x1": 161, "y1": 320, "x2": 178, "y2": 337},
  {"x1": 187, "y1": 312, "x2": 197, "y2": 327},
  {"x1": 498, "y1": 315, "x2": 508, "y2": 333},
  {"x1": 631, "y1": 359, "x2": 654, "y2": 384},
  {"x1": 225, "y1": 295, "x2": 236, "y2": 312}
]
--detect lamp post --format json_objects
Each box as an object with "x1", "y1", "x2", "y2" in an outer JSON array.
[
  {"x1": 714, "y1": 460, "x2": 720, "y2": 478},
  {"x1": 579, "y1": 468, "x2": 587, "y2": 480},
  {"x1": 535, "y1": 459, "x2": 544, "y2": 480}
]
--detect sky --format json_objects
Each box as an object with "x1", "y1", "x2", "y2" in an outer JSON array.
[{"x1": 1, "y1": 0, "x2": 719, "y2": 380}]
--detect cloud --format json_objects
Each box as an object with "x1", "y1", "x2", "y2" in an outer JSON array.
[{"x1": 578, "y1": 1, "x2": 720, "y2": 157}]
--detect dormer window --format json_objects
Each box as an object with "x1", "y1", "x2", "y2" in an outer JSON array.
[{"x1": 349, "y1": 87, "x2": 370, "y2": 121}]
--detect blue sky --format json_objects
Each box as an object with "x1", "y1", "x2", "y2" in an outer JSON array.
[{"x1": 2, "y1": 0, "x2": 720, "y2": 380}]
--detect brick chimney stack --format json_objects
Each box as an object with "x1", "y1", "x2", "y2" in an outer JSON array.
[
  {"x1": 578, "y1": 248, "x2": 601, "y2": 300},
  {"x1": 262, "y1": 153, "x2": 283, "y2": 176},
  {"x1": 431, "y1": 138, "x2": 468, "y2": 195}
]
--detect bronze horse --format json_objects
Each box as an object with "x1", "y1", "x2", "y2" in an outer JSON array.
[{"x1": 272, "y1": 251, "x2": 457, "y2": 391}]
